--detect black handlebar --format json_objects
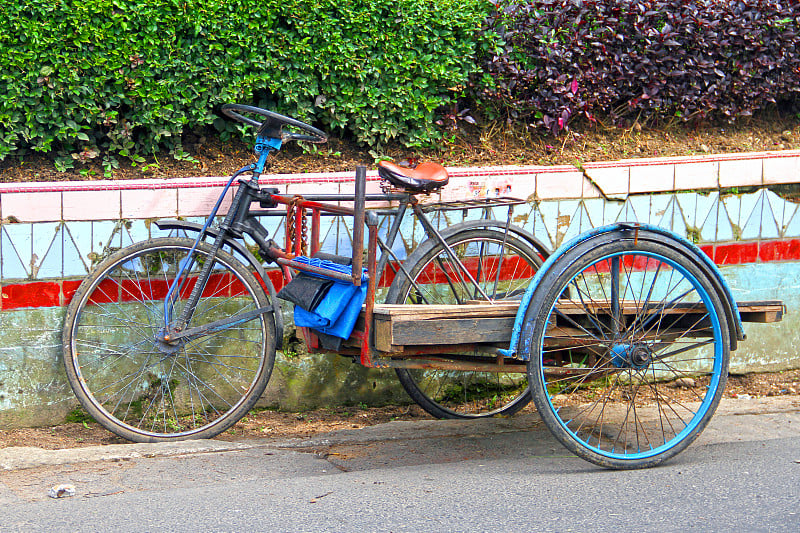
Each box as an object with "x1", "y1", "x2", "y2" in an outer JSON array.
[{"x1": 221, "y1": 104, "x2": 328, "y2": 144}]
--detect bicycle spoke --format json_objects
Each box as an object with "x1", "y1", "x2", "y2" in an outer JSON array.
[{"x1": 64, "y1": 238, "x2": 274, "y2": 441}]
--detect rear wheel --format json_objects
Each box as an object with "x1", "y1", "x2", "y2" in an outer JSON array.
[
  {"x1": 524, "y1": 235, "x2": 729, "y2": 469},
  {"x1": 386, "y1": 229, "x2": 544, "y2": 418},
  {"x1": 62, "y1": 237, "x2": 276, "y2": 442}
]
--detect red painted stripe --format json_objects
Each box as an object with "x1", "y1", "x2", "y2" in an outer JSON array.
[
  {"x1": 1, "y1": 281, "x2": 61, "y2": 310},
  {"x1": 759, "y1": 239, "x2": 800, "y2": 262},
  {"x1": 714, "y1": 242, "x2": 760, "y2": 265},
  {"x1": 3, "y1": 239, "x2": 800, "y2": 310}
]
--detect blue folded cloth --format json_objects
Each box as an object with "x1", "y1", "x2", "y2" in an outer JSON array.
[{"x1": 287, "y1": 256, "x2": 368, "y2": 340}]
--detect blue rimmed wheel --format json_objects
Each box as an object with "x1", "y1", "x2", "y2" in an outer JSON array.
[{"x1": 524, "y1": 234, "x2": 730, "y2": 469}]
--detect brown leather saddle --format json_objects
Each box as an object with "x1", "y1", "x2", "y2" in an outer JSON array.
[{"x1": 377, "y1": 160, "x2": 449, "y2": 193}]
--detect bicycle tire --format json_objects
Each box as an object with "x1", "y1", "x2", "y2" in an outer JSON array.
[
  {"x1": 385, "y1": 228, "x2": 544, "y2": 419},
  {"x1": 523, "y1": 234, "x2": 730, "y2": 469},
  {"x1": 62, "y1": 237, "x2": 276, "y2": 442}
]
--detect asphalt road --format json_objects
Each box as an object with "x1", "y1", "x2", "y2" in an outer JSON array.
[{"x1": 1, "y1": 397, "x2": 798, "y2": 532}]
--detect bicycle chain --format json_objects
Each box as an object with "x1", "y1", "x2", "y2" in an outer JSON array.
[
  {"x1": 286, "y1": 201, "x2": 294, "y2": 252},
  {"x1": 301, "y1": 207, "x2": 308, "y2": 256},
  {"x1": 287, "y1": 197, "x2": 308, "y2": 256}
]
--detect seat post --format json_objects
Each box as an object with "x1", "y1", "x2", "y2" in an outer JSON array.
[{"x1": 351, "y1": 165, "x2": 366, "y2": 286}]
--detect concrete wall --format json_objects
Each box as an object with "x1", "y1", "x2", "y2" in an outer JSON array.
[{"x1": 1, "y1": 150, "x2": 799, "y2": 426}]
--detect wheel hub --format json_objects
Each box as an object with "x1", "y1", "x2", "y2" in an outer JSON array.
[
  {"x1": 609, "y1": 342, "x2": 653, "y2": 369},
  {"x1": 155, "y1": 327, "x2": 184, "y2": 355}
]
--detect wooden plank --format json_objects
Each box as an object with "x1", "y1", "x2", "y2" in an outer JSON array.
[
  {"x1": 376, "y1": 356, "x2": 527, "y2": 373},
  {"x1": 372, "y1": 300, "x2": 784, "y2": 321},
  {"x1": 374, "y1": 317, "x2": 396, "y2": 353},
  {"x1": 389, "y1": 316, "x2": 516, "y2": 347},
  {"x1": 372, "y1": 303, "x2": 518, "y2": 320},
  {"x1": 739, "y1": 310, "x2": 783, "y2": 323},
  {"x1": 736, "y1": 300, "x2": 784, "y2": 323},
  {"x1": 369, "y1": 300, "x2": 784, "y2": 351}
]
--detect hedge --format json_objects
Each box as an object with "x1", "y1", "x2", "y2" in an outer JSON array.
[
  {"x1": 480, "y1": 0, "x2": 800, "y2": 133},
  {"x1": 0, "y1": 0, "x2": 493, "y2": 169}
]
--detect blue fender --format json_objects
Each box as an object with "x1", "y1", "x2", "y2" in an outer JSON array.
[{"x1": 501, "y1": 222, "x2": 744, "y2": 360}]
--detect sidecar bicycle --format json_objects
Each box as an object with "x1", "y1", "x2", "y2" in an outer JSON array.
[{"x1": 62, "y1": 105, "x2": 784, "y2": 469}]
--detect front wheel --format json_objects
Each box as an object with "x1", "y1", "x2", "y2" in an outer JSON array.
[
  {"x1": 387, "y1": 228, "x2": 545, "y2": 419},
  {"x1": 62, "y1": 237, "x2": 276, "y2": 442},
  {"x1": 524, "y1": 235, "x2": 730, "y2": 469}
]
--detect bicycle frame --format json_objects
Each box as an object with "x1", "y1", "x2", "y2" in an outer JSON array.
[{"x1": 157, "y1": 145, "x2": 528, "y2": 367}]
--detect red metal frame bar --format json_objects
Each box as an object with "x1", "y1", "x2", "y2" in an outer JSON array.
[{"x1": 264, "y1": 166, "x2": 380, "y2": 363}]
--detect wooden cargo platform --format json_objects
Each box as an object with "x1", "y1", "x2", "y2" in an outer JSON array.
[{"x1": 371, "y1": 300, "x2": 785, "y2": 355}]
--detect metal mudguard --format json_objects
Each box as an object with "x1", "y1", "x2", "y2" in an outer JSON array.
[{"x1": 503, "y1": 222, "x2": 744, "y2": 360}]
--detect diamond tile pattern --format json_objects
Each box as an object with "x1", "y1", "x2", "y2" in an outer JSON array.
[
  {"x1": 2, "y1": 151, "x2": 800, "y2": 285},
  {"x1": 1, "y1": 186, "x2": 799, "y2": 284}
]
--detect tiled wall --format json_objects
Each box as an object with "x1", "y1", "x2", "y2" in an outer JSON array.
[
  {"x1": 1, "y1": 150, "x2": 799, "y2": 423},
  {"x1": 2, "y1": 151, "x2": 800, "y2": 282}
]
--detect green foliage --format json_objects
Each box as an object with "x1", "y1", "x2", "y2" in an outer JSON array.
[
  {"x1": 0, "y1": 0, "x2": 493, "y2": 165},
  {"x1": 64, "y1": 406, "x2": 95, "y2": 424},
  {"x1": 480, "y1": 0, "x2": 800, "y2": 133}
]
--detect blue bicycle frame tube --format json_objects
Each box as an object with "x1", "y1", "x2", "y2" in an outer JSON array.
[{"x1": 162, "y1": 136, "x2": 281, "y2": 329}]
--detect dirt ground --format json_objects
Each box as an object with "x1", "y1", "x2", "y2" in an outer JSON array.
[
  {"x1": 0, "y1": 369, "x2": 797, "y2": 451},
  {"x1": 1, "y1": 114, "x2": 798, "y2": 183}
]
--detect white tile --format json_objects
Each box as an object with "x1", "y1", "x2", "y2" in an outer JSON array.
[
  {"x1": 581, "y1": 198, "x2": 605, "y2": 229},
  {"x1": 561, "y1": 202, "x2": 592, "y2": 244},
  {"x1": 674, "y1": 161, "x2": 719, "y2": 191},
  {"x1": 503, "y1": 174, "x2": 536, "y2": 201},
  {"x1": 528, "y1": 206, "x2": 554, "y2": 250},
  {"x1": 629, "y1": 163, "x2": 674, "y2": 194},
  {"x1": 763, "y1": 155, "x2": 800, "y2": 185},
  {"x1": 123, "y1": 219, "x2": 152, "y2": 245},
  {"x1": 63, "y1": 190, "x2": 120, "y2": 221},
  {"x1": 647, "y1": 194, "x2": 672, "y2": 226},
  {"x1": 693, "y1": 192, "x2": 718, "y2": 240},
  {"x1": 674, "y1": 193, "x2": 698, "y2": 227},
  {"x1": 781, "y1": 207, "x2": 800, "y2": 238},
  {"x1": 1, "y1": 225, "x2": 30, "y2": 280},
  {"x1": 35, "y1": 225, "x2": 64, "y2": 279},
  {"x1": 765, "y1": 189, "x2": 795, "y2": 235},
  {"x1": 1, "y1": 192, "x2": 61, "y2": 222},
  {"x1": 439, "y1": 174, "x2": 484, "y2": 202},
  {"x1": 719, "y1": 194, "x2": 740, "y2": 240},
  {"x1": 536, "y1": 201, "x2": 560, "y2": 246},
  {"x1": 121, "y1": 188, "x2": 178, "y2": 219},
  {"x1": 741, "y1": 190, "x2": 779, "y2": 240},
  {"x1": 626, "y1": 196, "x2": 652, "y2": 223},
  {"x1": 582, "y1": 174, "x2": 604, "y2": 198},
  {"x1": 656, "y1": 196, "x2": 686, "y2": 234},
  {"x1": 90, "y1": 221, "x2": 119, "y2": 256},
  {"x1": 536, "y1": 170, "x2": 584, "y2": 199},
  {"x1": 62, "y1": 222, "x2": 91, "y2": 276},
  {"x1": 602, "y1": 201, "x2": 626, "y2": 226},
  {"x1": 715, "y1": 201, "x2": 735, "y2": 241},
  {"x1": 31, "y1": 222, "x2": 61, "y2": 278},
  {"x1": 285, "y1": 181, "x2": 341, "y2": 197},
  {"x1": 177, "y1": 186, "x2": 233, "y2": 217},
  {"x1": 719, "y1": 158, "x2": 762, "y2": 188},
  {"x1": 736, "y1": 190, "x2": 761, "y2": 231},
  {"x1": 553, "y1": 200, "x2": 580, "y2": 246},
  {"x1": 616, "y1": 198, "x2": 640, "y2": 224},
  {"x1": 582, "y1": 165, "x2": 629, "y2": 198},
  {"x1": 698, "y1": 195, "x2": 720, "y2": 242}
]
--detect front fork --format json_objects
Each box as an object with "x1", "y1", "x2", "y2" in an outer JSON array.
[{"x1": 164, "y1": 137, "x2": 279, "y2": 334}]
